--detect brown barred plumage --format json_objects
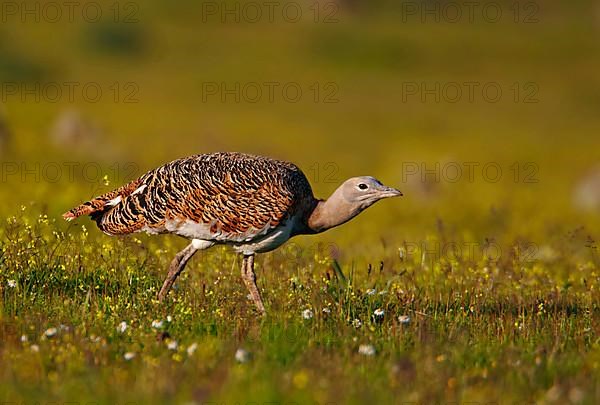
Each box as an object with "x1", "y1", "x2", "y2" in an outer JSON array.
[
  {"x1": 64, "y1": 152, "x2": 317, "y2": 242},
  {"x1": 63, "y1": 152, "x2": 402, "y2": 314}
]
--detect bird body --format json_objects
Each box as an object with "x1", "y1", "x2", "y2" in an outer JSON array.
[
  {"x1": 65, "y1": 153, "x2": 315, "y2": 254},
  {"x1": 64, "y1": 152, "x2": 401, "y2": 314}
]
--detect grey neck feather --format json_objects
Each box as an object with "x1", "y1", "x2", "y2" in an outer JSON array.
[{"x1": 306, "y1": 187, "x2": 363, "y2": 233}]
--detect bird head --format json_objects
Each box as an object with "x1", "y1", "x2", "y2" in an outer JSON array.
[
  {"x1": 340, "y1": 176, "x2": 402, "y2": 208},
  {"x1": 307, "y1": 176, "x2": 402, "y2": 233}
]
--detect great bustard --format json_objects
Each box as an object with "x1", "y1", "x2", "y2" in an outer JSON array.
[{"x1": 63, "y1": 152, "x2": 402, "y2": 314}]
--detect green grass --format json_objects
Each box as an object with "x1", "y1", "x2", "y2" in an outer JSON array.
[
  {"x1": 1, "y1": 0, "x2": 600, "y2": 403},
  {"x1": 1, "y1": 206, "x2": 598, "y2": 404}
]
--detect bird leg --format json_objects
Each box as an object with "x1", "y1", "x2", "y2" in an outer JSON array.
[
  {"x1": 241, "y1": 254, "x2": 266, "y2": 315},
  {"x1": 158, "y1": 242, "x2": 199, "y2": 302}
]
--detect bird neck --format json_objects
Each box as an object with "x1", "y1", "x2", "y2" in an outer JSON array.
[{"x1": 306, "y1": 192, "x2": 362, "y2": 234}]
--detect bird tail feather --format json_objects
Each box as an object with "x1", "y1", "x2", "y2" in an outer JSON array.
[{"x1": 62, "y1": 179, "x2": 141, "y2": 221}]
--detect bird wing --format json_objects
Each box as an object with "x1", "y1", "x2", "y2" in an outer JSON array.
[{"x1": 63, "y1": 153, "x2": 314, "y2": 242}]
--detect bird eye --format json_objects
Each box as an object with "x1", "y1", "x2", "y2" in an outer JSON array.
[{"x1": 358, "y1": 183, "x2": 368, "y2": 190}]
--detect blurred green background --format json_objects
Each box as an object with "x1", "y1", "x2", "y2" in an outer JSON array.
[
  {"x1": 1, "y1": 0, "x2": 599, "y2": 243},
  {"x1": 1, "y1": 0, "x2": 600, "y2": 403}
]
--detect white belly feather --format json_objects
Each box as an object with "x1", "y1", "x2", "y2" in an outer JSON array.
[
  {"x1": 143, "y1": 216, "x2": 298, "y2": 256},
  {"x1": 233, "y1": 220, "x2": 295, "y2": 255}
]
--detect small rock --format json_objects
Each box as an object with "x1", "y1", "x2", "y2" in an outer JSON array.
[
  {"x1": 50, "y1": 109, "x2": 100, "y2": 149},
  {"x1": 573, "y1": 165, "x2": 600, "y2": 212}
]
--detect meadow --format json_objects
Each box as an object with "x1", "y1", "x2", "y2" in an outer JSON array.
[{"x1": 1, "y1": 0, "x2": 600, "y2": 403}]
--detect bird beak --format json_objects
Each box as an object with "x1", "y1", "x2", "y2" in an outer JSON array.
[{"x1": 380, "y1": 186, "x2": 403, "y2": 198}]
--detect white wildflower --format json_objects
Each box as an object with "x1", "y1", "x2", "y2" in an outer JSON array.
[
  {"x1": 187, "y1": 343, "x2": 198, "y2": 356},
  {"x1": 20, "y1": 335, "x2": 28, "y2": 343},
  {"x1": 365, "y1": 288, "x2": 376, "y2": 296},
  {"x1": 352, "y1": 319, "x2": 362, "y2": 328},
  {"x1": 373, "y1": 308, "x2": 385, "y2": 317},
  {"x1": 358, "y1": 344, "x2": 376, "y2": 356},
  {"x1": 322, "y1": 307, "x2": 331, "y2": 314},
  {"x1": 398, "y1": 315, "x2": 411, "y2": 324},
  {"x1": 7, "y1": 280, "x2": 16, "y2": 288},
  {"x1": 117, "y1": 321, "x2": 128, "y2": 333},
  {"x1": 302, "y1": 309, "x2": 314, "y2": 320},
  {"x1": 124, "y1": 352, "x2": 136, "y2": 361},
  {"x1": 167, "y1": 340, "x2": 178, "y2": 351},
  {"x1": 166, "y1": 315, "x2": 173, "y2": 323},
  {"x1": 44, "y1": 327, "x2": 57, "y2": 338},
  {"x1": 151, "y1": 320, "x2": 164, "y2": 329},
  {"x1": 235, "y1": 348, "x2": 250, "y2": 363},
  {"x1": 30, "y1": 344, "x2": 40, "y2": 353}
]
